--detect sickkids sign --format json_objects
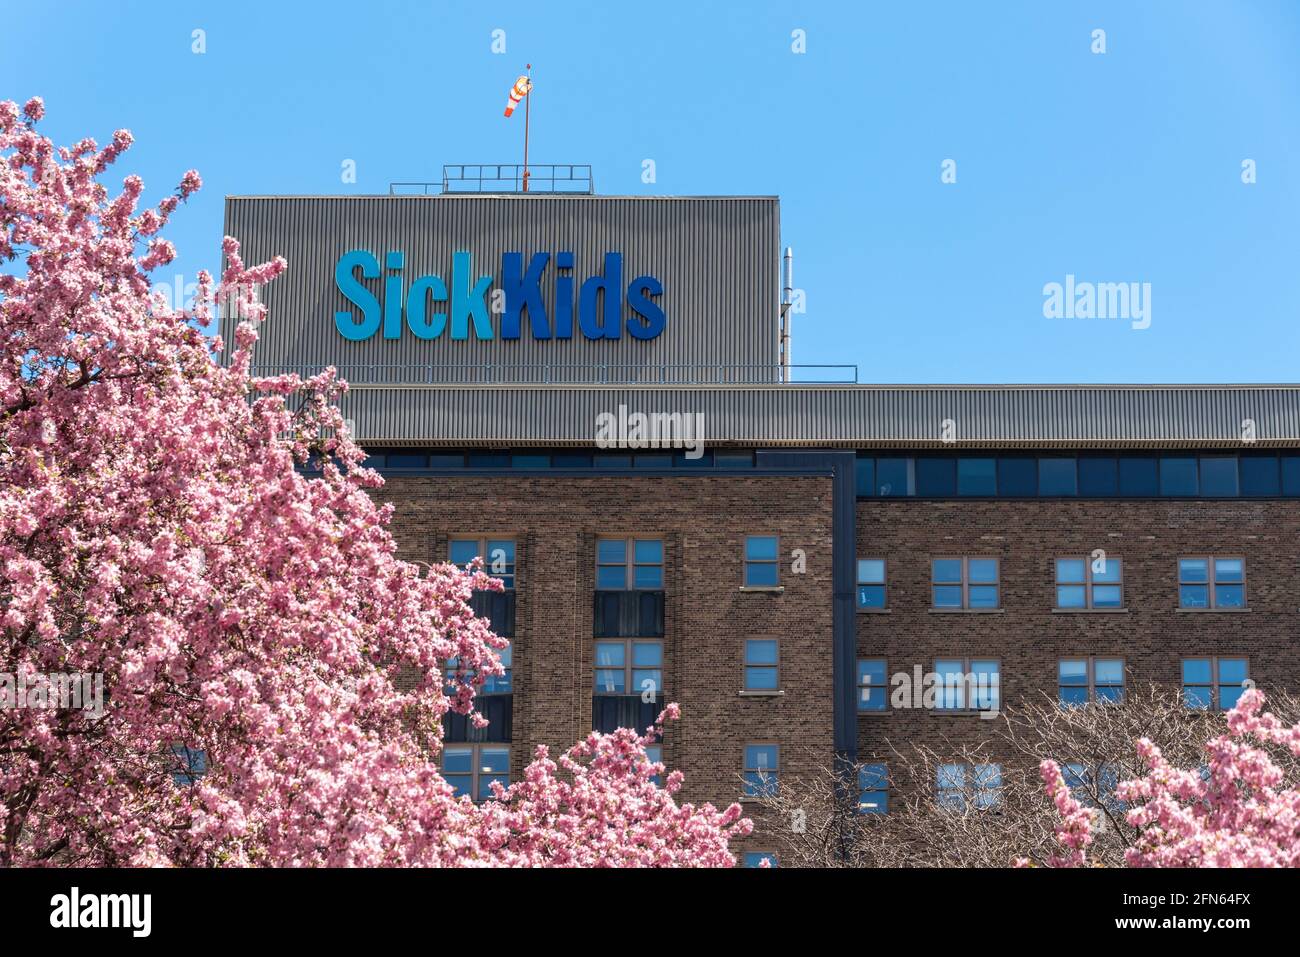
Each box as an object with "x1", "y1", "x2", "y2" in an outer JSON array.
[{"x1": 333, "y1": 249, "x2": 666, "y2": 342}]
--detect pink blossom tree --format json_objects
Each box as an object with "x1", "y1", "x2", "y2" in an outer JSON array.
[
  {"x1": 1032, "y1": 688, "x2": 1300, "y2": 868},
  {"x1": 0, "y1": 98, "x2": 749, "y2": 866}
]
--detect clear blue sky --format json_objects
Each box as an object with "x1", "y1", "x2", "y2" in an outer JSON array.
[{"x1": 5, "y1": 0, "x2": 1299, "y2": 383}]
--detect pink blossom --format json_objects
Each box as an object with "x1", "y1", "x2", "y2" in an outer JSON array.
[{"x1": 0, "y1": 100, "x2": 750, "y2": 868}]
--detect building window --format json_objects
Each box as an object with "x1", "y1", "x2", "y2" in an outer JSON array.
[
  {"x1": 931, "y1": 558, "x2": 999, "y2": 609},
  {"x1": 743, "y1": 639, "x2": 779, "y2": 691},
  {"x1": 934, "y1": 658, "x2": 1000, "y2": 712},
  {"x1": 743, "y1": 535, "x2": 779, "y2": 587},
  {"x1": 936, "y1": 763, "x2": 1002, "y2": 811},
  {"x1": 443, "y1": 744, "x2": 509, "y2": 802},
  {"x1": 1055, "y1": 557, "x2": 1123, "y2": 609},
  {"x1": 1058, "y1": 657, "x2": 1124, "y2": 706},
  {"x1": 1178, "y1": 557, "x2": 1245, "y2": 609},
  {"x1": 1182, "y1": 657, "x2": 1249, "y2": 711},
  {"x1": 743, "y1": 744, "x2": 779, "y2": 798},
  {"x1": 171, "y1": 745, "x2": 207, "y2": 787},
  {"x1": 856, "y1": 559, "x2": 887, "y2": 609},
  {"x1": 644, "y1": 743, "x2": 663, "y2": 787},
  {"x1": 857, "y1": 658, "x2": 888, "y2": 712},
  {"x1": 742, "y1": 851, "x2": 778, "y2": 868},
  {"x1": 450, "y1": 538, "x2": 516, "y2": 589},
  {"x1": 596, "y1": 538, "x2": 664, "y2": 590},
  {"x1": 446, "y1": 642, "x2": 513, "y2": 695},
  {"x1": 858, "y1": 764, "x2": 889, "y2": 814},
  {"x1": 594, "y1": 639, "x2": 663, "y2": 699},
  {"x1": 1062, "y1": 762, "x2": 1122, "y2": 811}
]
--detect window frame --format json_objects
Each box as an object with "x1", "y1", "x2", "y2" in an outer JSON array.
[
  {"x1": 449, "y1": 536, "x2": 518, "y2": 589},
  {"x1": 855, "y1": 558, "x2": 888, "y2": 610},
  {"x1": 742, "y1": 742, "x2": 781, "y2": 799},
  {"x1": 1181, "y1": 656, "x2": 1250, "y2": 711},
  {"x1": 933, "y1": 657, "x2": 1002, "y2": 713},
  {"x1": 595, "y1": 536, "x2": 665, "y2": 591},
  {"x1": 936, "y1": 761, "x2": 1003, "y2": 811},
  {"x1": 858, "y1": 763, "x2": 890, "y2": 815},
  {"x1": 1057, "y1": 656, "x2": 1125, "y2": 706},
  {"x1": 742, "y1": 638, "x2": 780, "y2": 692},
  {"x1": 593, "y1": 638, "x2": 664, "y2": 699},
  {"x1": 1177, "y1": 555, "x2": 1247, "y2": 610},
  {"x1": 441, "y1": 742, "x2": 511, "y2": 803},
  {"x1": 930, "y1": 556, "x2": 1001, "y2": 610},
  {"x1": 742, "y1": 534, "x2": 781, "y2": 588},
  {"x1": 856, "y1": 658, "x2": 889, "y2": 713},
  {"x1": 446, "y1": 641, "x2": 513, "y2": 696},
  {"x1": 1054, "y1": 556, "x2": 1124, "y2": 610}
]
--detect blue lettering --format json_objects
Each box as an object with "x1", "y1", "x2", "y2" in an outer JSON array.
[
  {"x1": 501, "y1": 251, "x2": 551, "y2": 339},
  {"x1": 334, "y1": 249, "x2": 381, "y2": 341},
  {"x1": 450, "y1": 251, "x2": 494, "y2": 340},
  {"x1": 579, "y1": 252, "x2": 623, "y2": 340},
  {"x1": 626, "y1": 274, "x2": 665, "y2": 340},
  {"x1": 406, "y1": 274, "x2": 448, "y2": 340}
]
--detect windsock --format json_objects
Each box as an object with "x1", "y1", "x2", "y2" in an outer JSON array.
[{"x1": 504, "y1": 75, "x2": 532, "y2": 117}]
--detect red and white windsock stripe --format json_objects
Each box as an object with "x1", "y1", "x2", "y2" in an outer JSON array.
[{"x1": 504, "y1": 75, "x2": 532, "y2": 117}]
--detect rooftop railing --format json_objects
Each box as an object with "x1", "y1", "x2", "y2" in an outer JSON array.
[
  {"x1": 250, "y1": 363, "x2": 859, "y2": 386},
  {"x1": 390, "y1": 164, "x2": 595, "y2": 195}
]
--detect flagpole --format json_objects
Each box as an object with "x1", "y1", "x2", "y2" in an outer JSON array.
[{"x1": 522, "y1": 63, "x2": 532, "y2": 192}]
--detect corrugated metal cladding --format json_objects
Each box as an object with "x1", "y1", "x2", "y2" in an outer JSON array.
[
  {"x1": 334, "y1": 384, "x2": 1300, "y2": 448},
  {"x1": 221, "y1": 195, "x2": 780, "y2": 373}
]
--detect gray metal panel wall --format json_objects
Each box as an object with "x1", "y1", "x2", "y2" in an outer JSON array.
[
  {"x1": 331, "y1": 384, "x2": 1300, "y2": 447},
  {"x1": 221, "y1": 195, "x2": 780, "y2": 372}
]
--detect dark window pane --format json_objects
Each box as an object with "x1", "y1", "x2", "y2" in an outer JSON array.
[
  {"x1": 876, "y1": 458, "x2": 913, "y2": 497},
  {"x1": 468, "y1": 453, "x2": 509, "y2": 467},
  {"x1": 957, "y1": 458, "x2": 997, "y2": 496},
  {"x1": 1039, "y1": 458, "x2": 1078, "y2": 496},
  {"x1": 1077, "y1": 457, "x2": 1118, "y2": 496},
  {"x1": 553, "y1": 454, "x2": 592, "y2": 467},
  {"x1": 1159, "y1": 457, "x2": 1198, "y2": 496},
  {"x1": 634, "y1": 454, "x2": 671, "y2": 468},
  {"x1": 856, "y1": 584, "x2": 886, "y2": 608},
  {"x1": 1118, "y1": 457, "x2": 1158, "y2": 496},
  {"x1": 592, "y1": 454, "x2": 631, "y2": 467},
  {"x1": 855, "y1": 457, "x2": 876, "y2": 497},
  {"x1": 1092, "y1": 584, "x2": 1122, "y2": 607},
  {"x1": 932, "y1": 585, "x2": 963, "y2": 608},
  {"x1": 1215, "y1": 584, "x2": 1245, "y2": 608},
  {"x1": 1199, "y1": 456, "x2": 1238, "y2": 496},
  {"x1": 1240, "y1": 455, "x2": 1279, "y2": 497},
  {"x1": 715, "y1": 452, "x2": 753, "y2": 468},
  {"x1": 932, "y1": 559, "x2": 963, "y2": 583},
  {"x1": 512, "y1": 454, "x2": 551, "y2": 467},
  {"x1": 428, "y1": 454, "x2": 464, "y2": 468},
  {"x1": 673, "y1": 452, "x2": 713, "y2": 467},
  {"x1": 746, "y1": 563, "x2": 779, "y2": 587},
  {"x1": 387, "y1": 453, "x2": 428, "y2": 468},
  {"x1": 997, "y1": 458, "x2": 1037, "y2": 496},
  {"x1": 596, "y1": 567, "x2": 625, "y2": 589},
  {"x1": 1283, "y1": 456, "x2": 1300, "y2": 496},
  {"x1": 916, "y1": 458, "x2": 956, "y2": 496}
]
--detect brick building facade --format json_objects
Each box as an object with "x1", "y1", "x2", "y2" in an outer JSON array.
[{"x1": 226, "y1": 186, "x2": 1300, "y2": 864}]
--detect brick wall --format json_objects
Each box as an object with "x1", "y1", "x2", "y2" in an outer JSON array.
[
  {"x1": 857, "y1": 498, "x2": 1300, "y2": 800},
  {"x1": 371, "y1": 472, "x2": 837, "y2": 857}
]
